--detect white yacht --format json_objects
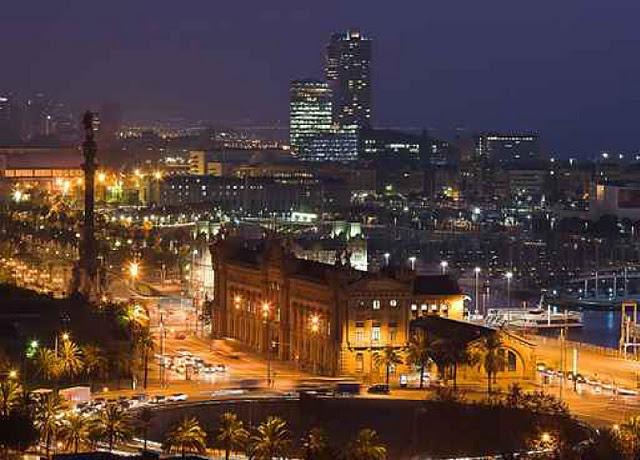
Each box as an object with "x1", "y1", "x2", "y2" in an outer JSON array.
[{"x1": 485, "y1": 305, "x2": 583, "y2": 330}]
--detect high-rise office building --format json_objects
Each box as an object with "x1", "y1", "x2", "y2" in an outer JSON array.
[
  {"x1": 325, "y1": 30, "x2": 372, "y2": 129},
  {"x1": 475, "y1": 133, "x2": 541, "y2": 164},
  {"x1": 289, "y1": 80, "x2": 333, "y2": 154}
]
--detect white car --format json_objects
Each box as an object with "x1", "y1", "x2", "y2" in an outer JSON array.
[{"x1": 169, "y1": 393, "x2": 188, "y2": 402}]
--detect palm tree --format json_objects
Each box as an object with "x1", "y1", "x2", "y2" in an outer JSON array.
[
  {"x1": 135, "y1": 407, "x2": 155, "y2": 454},
  {"x1": 216, "y1": 412, "x2": 248, "y2": 460},
  {"x1": 250, "y1": 416, "x2": 291, "y2": 460},
  {"x1": 135, "y1": 327, "x2": 155, "y2": 389},
  {"x1": 474, "y1": 331, "x2": 505, "y2": 394},
  {"x1": 301, "y1": 427, "x2": 329, "y2": 460},
  {"x1": 346, "y1": 429, "x2": 387, "y2": 460},
  {"x1": 163, "y1": 416, "x2": 208, "y2": 459},
  {"x1": 94, "y1": 404, "x2": 132, "y2": 452},
  {"x1": 405, "y1": 335, "x2": 432, "y2": 389},
  {"x1": 59, "y1": 412, "x2": 90, "y2": 454},
  {"x1": 81, "y1": 344, "x2": 108, "y2": 385},
  {"x1": 373, "y1": 346, "x2": 403, "y2": 385},
  {"x1": 59, "y1": 339, "x2": 84, "y2": 380},
  {"x1": 435, "y1": 338, "x2": 471, "y2": 390},
  {"x1": 33, "y1": 394, "x2": 65, "y2": 459},
  {"x1": 35, "y1": 348, "x2": 61, "y2": 383},
  {"x1": 0, "y1": 379, "x2": 21, "y2": 416}
]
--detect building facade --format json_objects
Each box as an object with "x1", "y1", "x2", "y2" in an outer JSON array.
[
  {"x1": 210, "y1": 237, "x2": 467, "y2": 378},
  {"x1": 475, "y1": 133, "x2": 541, "y2": 165},
  {"x1": 325, "y1": 30, "x2": 372, "y2": 130},
  {"x1": 289, "y1": 80, "x2": 333, "y2": 155}
]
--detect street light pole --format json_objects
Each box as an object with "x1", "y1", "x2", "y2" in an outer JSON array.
[
  {"x1": 440, "y1": 260, "x2": 448, "y2": 275},
  {"x1": 262, "y1": 302, "x2": 271, "y2": 388},
  {"x1": 474, "y1": 267, "x2": 481, "y2": 316},
  {"x1": 506, "y1": 271, "x2": 513, "y2": 308}
]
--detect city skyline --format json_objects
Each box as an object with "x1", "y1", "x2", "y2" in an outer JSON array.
[{"x1": 3, "y1": 1, "x2": 640, "y2": 155}]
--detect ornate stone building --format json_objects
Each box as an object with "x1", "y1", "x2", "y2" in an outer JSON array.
[{"x1": 210, "y1": 236, "x2": 470, "y2": 377}]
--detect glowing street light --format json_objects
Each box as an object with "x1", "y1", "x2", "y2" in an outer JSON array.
[
  {"x1": 128, "y1": 261, "x2": 140, "y2": 279},
  {"x1": 262, "y1": 302, "x2": 271, "y2": 320},
  {"x1": 12, "y1": 189, "x2": 23, "y2": 203},
  {"x1": 310, "y1": 314, "x2": 320, "y2": 333},
  {"x1": 506, "y1": 271, "x2": 514, "y2": 308},
  {"x1": 440, "y1": 260, "x2": 448, "y2": 274},
  {"x1": 408, "y1": 256, "x2": 416, "y2": 271},
  {"x1": 154, "y1": 170, "x2": 163, "y2": 180},
  {"x1": 8, "y1": 370, "x2": 17, "y2": 379},
  {"x1": 383, "y1": 252, "x2": 390, "y2": 267}
]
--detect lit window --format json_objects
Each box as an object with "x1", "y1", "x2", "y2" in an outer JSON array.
[
  {"x1": 389, "y1": 299, "x2": 397, "y2": 307},
  {"x1": 420, "y1": 304, "x2": 428, "y2": 311},
  {"x1": 372, "y1": 326, "x2": 381, "y2": 342},
  {"x1": 372, "y1": 300, "x2": 381, "y2": 310},
  {"x1": 411, "y1": 304, "x2": 417, "y2": 311}
]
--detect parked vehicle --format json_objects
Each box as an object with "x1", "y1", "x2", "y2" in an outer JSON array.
[{"x1": 367, "y1": 384, "x2": 390, "y2": 395}]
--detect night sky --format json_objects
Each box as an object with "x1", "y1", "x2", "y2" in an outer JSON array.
[{"x1": 3, "y1": 1, "x2": 640, "y2": 155}]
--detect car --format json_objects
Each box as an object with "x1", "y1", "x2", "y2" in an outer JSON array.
[
  {"x1": 367, "y1": 384, "x2": 390, "y2": 395},
  {"x1": 149, "y1": 395, "x2": 166, "y2": 405},
  {"x1": 214, "y1": 364, "x2": 227, "y2": 373},
  {"x1": 169, "y1": 393, "x2": 188, "y2": 402}
]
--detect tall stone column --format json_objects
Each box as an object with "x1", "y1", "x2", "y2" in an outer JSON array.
[{"x1": 71, "y1": 111, "x2": 99, "y2": 300}]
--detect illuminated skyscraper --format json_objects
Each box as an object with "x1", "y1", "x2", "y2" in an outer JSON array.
[
  {"x1": 289, "y1": 80, "x2": 333, "y2": 154},
  {"x1": 325, "y1": 30, "x2": 372, "y2": 129}
]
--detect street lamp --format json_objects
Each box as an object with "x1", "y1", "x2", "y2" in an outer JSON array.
[
  {"x1": 440, "y1": 260, "x2": 448, "y2": 275},
  {"x1": 383, "y1": 252, "x2": 390, "y2": 267},
  {"x1": 262, "y1": 302, "x2": 272, "y2": 387},
  {"x1": 310, "y1": 314, "x2": 320, "y2": 374},
  {"x1": 506, "y1": 271, "x2": 513, "y2": 308},
  {"x1": 128, "y1": 261, "x2": 140, "y2": 287},
  {"x1": 408, "y1": 256, "x2": 416, "y2": 271},
  {"x1": 474, "y1": 267, "x2": 481, "y2": 316}
]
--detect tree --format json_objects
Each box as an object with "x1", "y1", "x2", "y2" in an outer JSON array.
[
  {"x1": 163, "y1": 416, "x2": 207, "y2": 459},
  {"x1": 94, "y1": 403, "x2": 132, "y2": 452},
  {"x1": 35, "y1": 348, "x2": 61, "y2": 383},
  {"x1": 59, "y1": 412, "x2": 90, "y2": 454},
  {"x1": 0, "y1": 411, "x2": 39, "y2": 457},
  {"x1": 473, "y1": 332, "x2": 505, "y2": 394},
  {"x1": 373, "y1": 346, "x2": 403, "y2": 385},
  {"x1": 434, "y1": 338, "x2": 471, "y2": 390},
  {"x1": 619, "y1": 416, "x2": 640, "y2": 458},
  {"x1": 81, "y1": 344, "x2": 108, "y2": 385},
  {"x1": 346, "y1": 428, "x2": 387, "y2": 460},
  {"x1": 33, "y1": 394, "x2": 65, "y2": 459},
  {"x1": 301, "y1": 427, "x2": 330, "y2": 460},
  {"x1": 0, "y1": 379, "x2": 21, "y2": 417},
  {"x1": 59, "y1": 339, "x2": 84, "y2": 380},
  {"x1": 135, "y1": 407, "x2": 155, "y2": 454},
  {"x1": 250, "y1": 416, "x2": 291, "y2": 460},
  {"x1": 216, "y1": 412, "x2": 248, "y2": 460},
  {"x1": 135, "y1": 327, "x2": 155, "y2": 389},
  {"x1": 405, "y1": 335, "x2": 432, "y2": 389}
]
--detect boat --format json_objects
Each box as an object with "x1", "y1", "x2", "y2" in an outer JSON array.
[{"x1": 485, "y1": 303, "x2": 583, "y2": 330}]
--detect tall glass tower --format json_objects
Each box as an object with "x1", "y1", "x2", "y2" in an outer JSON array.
[
  {"x1": 325, "y1": 30, "x2": 372, "y2": 130},
  {"x1": 289, "y1": 80, "x2": 333, "y2": 154}
]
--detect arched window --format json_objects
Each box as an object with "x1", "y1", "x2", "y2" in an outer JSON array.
[{"x1": 507, "y1": 350, "x2": 517, "y2": 372}]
